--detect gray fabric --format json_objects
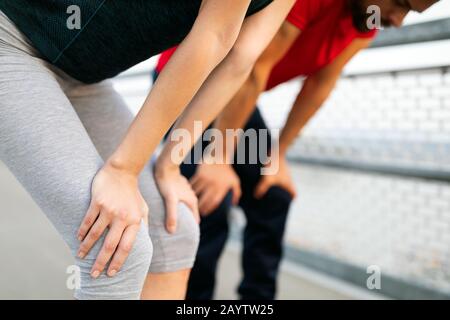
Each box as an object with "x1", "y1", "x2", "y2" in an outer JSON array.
[{"x1": 0, "y1": 11, "x2": 199, "y2": 300}]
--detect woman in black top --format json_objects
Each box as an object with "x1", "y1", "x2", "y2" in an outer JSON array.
[{"x1": 0, "y1": 0, "x2": 296, "y2": 299}]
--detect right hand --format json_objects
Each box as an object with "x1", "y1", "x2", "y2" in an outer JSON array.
[
  {"x1": 190, "y1": 163, "x2": 242, "y2": 215},
  {"x1": 77, "y1": 162, "x2": 149, "y2": 278}
]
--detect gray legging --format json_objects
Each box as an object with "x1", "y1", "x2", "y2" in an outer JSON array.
[{"x1": 0, "y1": 11, "x2": 199, "y2": 299}]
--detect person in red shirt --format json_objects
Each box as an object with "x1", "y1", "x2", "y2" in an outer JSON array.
[{"x1": 156, "y1": 0, "x2": 439, "y2": 299}]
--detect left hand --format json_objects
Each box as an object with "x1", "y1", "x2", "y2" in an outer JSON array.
[
  {"x1": 190, "y1": 163, "x2": 242, "y2": 216},
  {"x1": 254, "y1": 156, "x2": 297, "y2": 199}
]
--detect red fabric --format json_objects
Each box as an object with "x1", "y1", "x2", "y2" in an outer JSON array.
[
  {"x1": 157, "y1": 0, "x2": 377, "y2": 90},
  {"x1": 155, "y1": 46, "x2": 177, "y2": 73}
]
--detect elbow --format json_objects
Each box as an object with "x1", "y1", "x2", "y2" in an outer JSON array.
[
  {"x1": 247, "y1": 62, "x2": 268, "y2": 92},
  {"x1": 206, "y1": 23, "x2": 244, "y2": 64},
  {"x1": 223, "y1": 40, "x2": 264, "y2": 79}
]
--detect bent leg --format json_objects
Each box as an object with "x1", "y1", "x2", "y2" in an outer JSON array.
[
  {"x1": 178, "y1": 139, "x2": 233, "y2": 300},
  {"x1": 233, "y1": 108, "x2": 293, "y2": 299},
  {"x1": 0, "y1": 50, "x2": 152, "y2": 299},
  {"x1": 186, "y1": 188, "x2": 232, "y2": 300},
  {"x1": 68, "y1": 80, "x2": 200, "y2": 299}
]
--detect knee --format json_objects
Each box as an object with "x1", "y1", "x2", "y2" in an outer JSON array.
[
  {"x1": 261, "y1": 186, "x2": 293, "y2": 214},
  {"x1": 265, "y1": 186, "x2": 292, "y2": 208},
  {"x1": 149, "y1": 202, "x2": 200, "y2": 273},
  {"x1": 74, "y1": 221, "x2": 153, "y2": 300}
]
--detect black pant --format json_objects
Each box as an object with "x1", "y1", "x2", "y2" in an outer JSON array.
[{"x1": 180, "y1": 108, "x2": 292, "y2": 300}]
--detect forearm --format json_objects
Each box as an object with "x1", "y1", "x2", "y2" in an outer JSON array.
[
  {"x1": 279, "y1": 78, "x2": 336, "y2": 156},
  {"x1": 279, "y1": 39, "x2": 371, "y2": 156},
  {"x1": 213, "y1": 67, "x2": 269, "y2": 163},
  {"x1": 105, "y1": 0, "x2": 253, "y2": 175},
  {"x1": 109, "y1": 40, "x2": 227, "y2": 174},
  {"x1": 157, "y1": 52, "x2": 255, "y2": 169},
  {"x1": 214, "y1": 21, "x2": 300, "y2": 163},
  {"x1": 158, "y1": 0, "x2": 296, "y2": 168}
]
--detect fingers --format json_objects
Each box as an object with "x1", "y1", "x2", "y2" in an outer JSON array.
[
  {"x1": 254, "y1": 178, "x2": 271, "y2": 199},
  {"x1": 198, "y1": 188, "x2": 214, "y2": 214},
  {"x1": 107, "y1": 224, "x2": 140, "y2": 277},
  {"x1": 77, "y1": 201, "x2": 101, "y2": 241},
  {"x1": 90, "y1": 222, "x2": 124, "y2": 278},
  {"x1": 190, "y1": 175, "x2": 208, "y2": 195},
  {"x1": 199, "y1": 188, "x2": 226, "y2": 215},
  {"x1": 231, "y1": 183, "x2": 242, "y2": 205},
  {"x1": 255, "y1": 178, "x2": 298, "y2": 200},
  {"x1": 164, "y1": 193, "x2": 178, "y2": 234},
  {"x1": 78, "y1": 213, "x2": 109, "y2": 259}
]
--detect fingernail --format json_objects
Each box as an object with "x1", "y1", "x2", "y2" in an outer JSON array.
[
  {"x1": 77, "y1": 235, "x2": 83, "y2": 242},
  {"x1": 91, "y1": 270, "x2": 100, "y2": 279},
  {"x1": 77, "y1": 251, "x2": 85, "y2": 259},
  {"x1": 108, "y1": 269, "x2": 117, "y2": 277}
]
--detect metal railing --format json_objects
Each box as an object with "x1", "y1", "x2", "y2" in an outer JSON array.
[
  {"x1": 372, "y1": 18, "x2": 450, "y2": 48},
  {"x1": 288, "y1": 19, "x2": 450, "y2": 182}
]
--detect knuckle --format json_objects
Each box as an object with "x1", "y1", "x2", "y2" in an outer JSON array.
[
  {"x1": 114, "y1": 209, "x2": 128, "y2": 221},
  {"x1": 95, "y1": 198, "x2": 106, "y2": 207},
  {"x1": 94, "y1": 261, "x2": 106, "y2": 270},
  {"x1": 129, "y1": 216, "x2": 141, "y2": 225},
  {"x1": 83, "y1": 217, "x2": 93, "y2": 226},
  {"x1": 120, "y1": 243, "x2": 132, "y2": 254},
  {"x1": 90, "y1": 229, "x2": 102, "y2": 239},
  {"x1": 104, "y1": 241, "x2": 116, "y2": 252}
]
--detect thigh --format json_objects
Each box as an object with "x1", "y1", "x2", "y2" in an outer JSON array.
[
  {"x1": 0, "y1": 36, "x2": 151, "y2": 299},
  {"x1": 0, "y1": 55, "x2": 104, "y2": 244},
  {"x1": 233, "y1": 107, "x2": 271, "y2": 191}
]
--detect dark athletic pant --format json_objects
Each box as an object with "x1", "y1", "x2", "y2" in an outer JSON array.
[
  {"x1": 154, "y1": 71, "x2": 292, "y2": 300},
  {"x1": 182, "y1": 109, "x2": 292, "y2": 300}
]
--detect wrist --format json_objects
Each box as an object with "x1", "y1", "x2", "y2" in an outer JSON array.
[
  {"x1": 154, "y1": 157, "x2": 180, "y2": 178},
  {"x1": 105, "y1": 155, "x2": 141, "y2": 178}
]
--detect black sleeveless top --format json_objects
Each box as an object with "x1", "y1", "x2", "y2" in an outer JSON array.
[{"x1": 0, "y1": 0, "x2": 273, "y2": 83}]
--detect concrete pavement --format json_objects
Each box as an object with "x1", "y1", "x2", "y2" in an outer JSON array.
[{"x1": 0, "y1": 162, "x2": 354, "y2": 300}]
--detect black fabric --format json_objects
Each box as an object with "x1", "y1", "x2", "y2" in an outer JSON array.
[
  {"x1": 180, "y1": 108, "x2": 293, "y2": 300},
  {"x1": 0, "y1": 0, "x2": 273, "y2": 84}
]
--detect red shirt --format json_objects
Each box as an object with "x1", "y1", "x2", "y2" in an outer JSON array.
[{"x1": 156, "y1": 0, "x2": 377, "y2": 91}]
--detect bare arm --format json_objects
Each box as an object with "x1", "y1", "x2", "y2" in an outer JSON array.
[
  {"x1": 278, "y1": 38, "x2": 373, "y2": 156},
  {"x1": 252, "y1": 37, "x2": 373, "y2": 198},
  {"x1": 213, "y1": 20, "x2": 301, "y2": 162},
  {"x1": 156, "y1": 0, "x2": 297, "y2": 170},
  {"x1": 76, "y1": 0, "x2": 259, "y2": 276},
  {"x1": 108, "y1": 0, "x2": 253, "y2": 174}
]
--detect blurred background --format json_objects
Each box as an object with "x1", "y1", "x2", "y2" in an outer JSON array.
[{"x1": 1, "y1": 2, "x2": 449, "y2": 299}]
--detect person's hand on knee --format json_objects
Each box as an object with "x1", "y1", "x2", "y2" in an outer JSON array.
[
  {"x1": 77, "y1": 162, "x2": 149, "y2": 279},
  {"x1": 254, "y1": 156, "x2": 297, "y2": 200},
  {"x1": 190, "y1": 162, "x2": 241, "y2": 216},
  {"x1": 154, "y1": 162, "x2": 200, "y2": 234}
]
